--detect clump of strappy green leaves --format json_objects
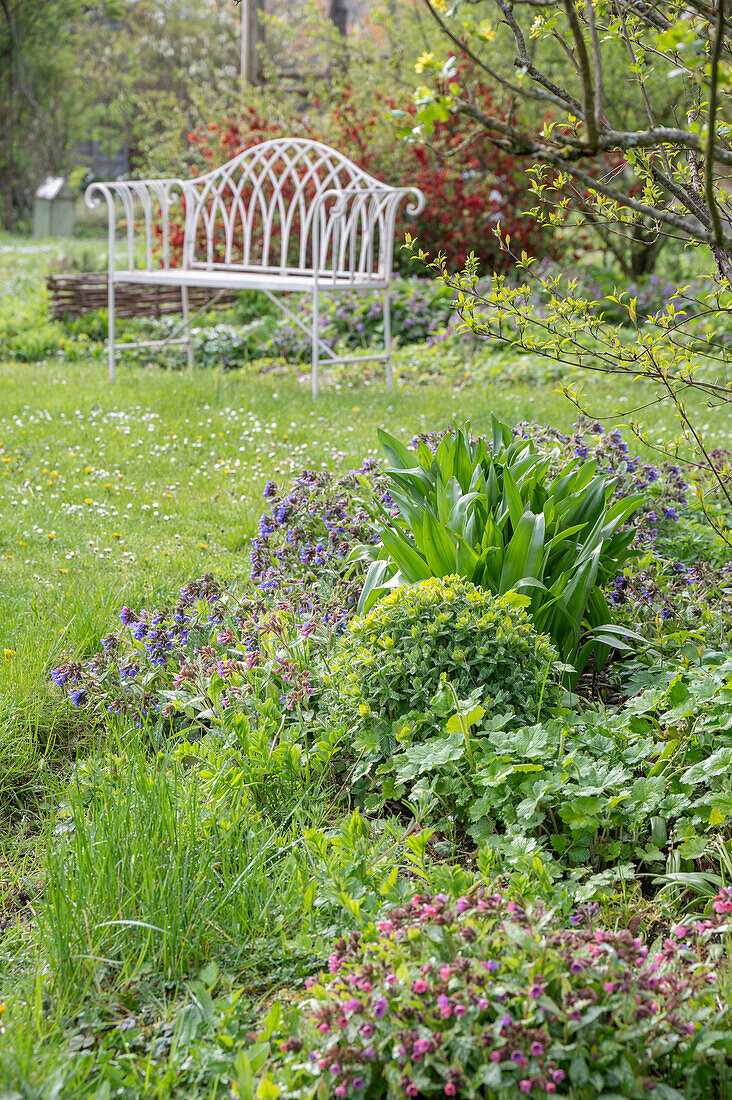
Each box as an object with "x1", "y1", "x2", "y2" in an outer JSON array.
[{"x1": 352, "y1": 417, "x2": 644, "y2": 674}]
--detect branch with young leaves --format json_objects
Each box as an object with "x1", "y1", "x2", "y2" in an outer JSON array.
[{"x1": 404, "y1": 228, "x2": 732, "y2": 545}]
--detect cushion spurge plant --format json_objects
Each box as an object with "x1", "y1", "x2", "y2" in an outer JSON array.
[{"x1": 353, "y1": 418, "x2": 644, "y2": 674}]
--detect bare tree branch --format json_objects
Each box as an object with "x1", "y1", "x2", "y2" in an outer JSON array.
[
  {"x1": 457, "y1": 99, "x2": 732, "y2": 247},
  {"x1": 705, "y1": 0, "x2": 726, "y2": 247},
  {"x1": 562, "y1": 0, "x2": 598, "y2": 147},
  {"x1": 585, "y1": 0, "x2": 604, "y2": 136},
  {"x1": 493, "y1": 0, "x2": 585, "y2": 114}
]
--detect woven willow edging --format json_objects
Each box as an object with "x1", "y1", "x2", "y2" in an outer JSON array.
[{"x1": 46, "y1": 273, "x2": 237, "y2": 321}]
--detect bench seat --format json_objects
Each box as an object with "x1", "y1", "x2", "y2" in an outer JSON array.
[{"x1": 113, "y1": 269, "x2": 388, "y2": 293}]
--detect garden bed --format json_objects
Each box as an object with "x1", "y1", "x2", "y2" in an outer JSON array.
[{"x1": 1, "y1": 371, "x2": 731, "y2": 1095}]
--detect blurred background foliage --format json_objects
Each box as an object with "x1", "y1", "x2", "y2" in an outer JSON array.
[{"x1": 0, "y1": 0, "x2": 576, "y2": 272}]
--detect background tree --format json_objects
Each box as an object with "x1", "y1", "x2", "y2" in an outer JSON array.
[
  {"x1": 328, "y1": 0, "x2": 348, "y2": 35},
  {"x1": 411, "y1": 0, "x2": 732, "y2": 282},
  {"x1": 0, "y1": 0, "x2": 243, "y2": 229},
  {"x1": 74, "y1": 0, "x2": 240, "y2": 177},
  {"x1": 0, "y1": 0, "x2": 84, "y2": 229}
]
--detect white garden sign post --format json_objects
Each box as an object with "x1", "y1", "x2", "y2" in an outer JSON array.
[{"x1": 85, "y1": 138, "x2": 425, "y2": 396}]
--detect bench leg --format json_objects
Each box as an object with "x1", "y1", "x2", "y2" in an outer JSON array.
[
  {"x1": 181, "y1": 286, "x2": 194, "y2": 371},
  {"x1": 108, "y1": 277, "x2": 116, "y2": 384},
  {"x1": 312, "y1": 287, "x2": 320, "y2": 399},
  {"x1": 384, "y1": 289, "x2": 392, "y2": 392}
]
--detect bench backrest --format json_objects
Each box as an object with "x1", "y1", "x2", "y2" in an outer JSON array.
[{"x1": 180, "y1": 137, "x2": 398, "y2": 281}]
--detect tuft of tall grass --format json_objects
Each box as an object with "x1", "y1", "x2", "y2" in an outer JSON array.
[{"x1": 39, "y1": 738, "x2": 312, "y2": 998}]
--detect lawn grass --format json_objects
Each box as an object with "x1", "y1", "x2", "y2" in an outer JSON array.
[{"x1": 2, "y1": 234, "x2": 732, "y2": 1096}]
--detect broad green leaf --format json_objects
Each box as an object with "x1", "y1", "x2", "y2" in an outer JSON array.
[
  {"x1": 499, "y1": 511, "x2": 546, "y2": 594},
  {"x1": 502, "y1": 465, "x2": 525, "y2": 530},
  {"x1": 421, "y1": 510, "x2": 458, "y2": 575},
  {"x1": 502, "y1": 590, "x2": 532, "y2": 608},
  {"x1": 235, "y1": 1054, "x2": 255, "y2": 1100},
  {"x1": 453, "y1": 427, "x2": 475, "y2": 492},
  {"x1": 380, "y1": 528, "x2": 431, "y2": 583},
  {"x1": 454, "y1": 532, "x2": 480, "y2": 579},
  {"x1": 482, "y1": 512, "x2": 505, "y2": 551},
  {"x1": 256, "y1": 1075, "x2": 281, "y2": 1100},
  {"x1": 387, "y1": 467, "x2": 432, "y2": 503},
  {"x1": 710, "y1": 792, "x2": 732, "y2": 821},
  {"x1": 446, "y1": 705, "x2": 485, "y2": 731},
  {"x1": 491, "y1": 412, "x2": 513, "y2": 452},
  {"x1": 378, "y1": 427, "x2": 416, "y2": 470},
  {"x1": 683, "y1": 747, "x2": 732, "y2": 785},
  {"x1": 677, "y1": 835, "x2": 709, "y2": 859},
  {"x1": 551, "y1": 458, "x2": 595, "y2": 503},
  {"x1": 398, "y1": 731, "x2": 465, "y2": 779},
  {"x1": 260, "y1": 1002, "x2": 281, "y2": 1040},
  {"x1": 417, "y1": 440, "x2": 436, "y2": 472}
]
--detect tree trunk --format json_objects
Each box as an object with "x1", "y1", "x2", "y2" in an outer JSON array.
[
  {"x1": 0, "y1": 0, "x2": 14, "y2": 231},
  {"x1": 629, "y1": 220, "x2": 664, "y2": 278},
  {"x1": 328, "y1": 0, "x2": 348, "y2": 36},
  {"x1": 241, "y1": 0, "x2": 264, "y2": 85},
  {"x1": 4, "y1": 69, "x2": 13, "y2": 231}
]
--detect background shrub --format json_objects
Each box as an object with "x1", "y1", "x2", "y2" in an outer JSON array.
[
  {"x1": 266, "y1": 279, "x2": 455, "y2": 362},
  {"x1": 170, "y1": 80, "x2": 560, "y2": 277}
]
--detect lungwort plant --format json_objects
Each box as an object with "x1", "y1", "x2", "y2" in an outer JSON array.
[{"x1": 354, "y1": 420, "x2": 644, "y2": 673}]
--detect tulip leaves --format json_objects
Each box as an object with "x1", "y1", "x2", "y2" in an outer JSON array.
[{"x1": 355, "y1": 418, "x2": 645, "y2": 674}]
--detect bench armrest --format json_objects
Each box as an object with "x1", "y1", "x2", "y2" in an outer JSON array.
[
  {"x1": 85, "y1": 178, "x2": 184, "y2": 274},
  {"x1": 310, "y1": 185, "x2": 426, "y2": 281},
  {"x1": 311, "y1": 185, "x2": 425, "y2": 219}
]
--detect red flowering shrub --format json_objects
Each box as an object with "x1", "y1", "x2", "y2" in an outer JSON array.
[
  {"x1": 270, "y1": 889, "x2": 732, "y2": 1098},
  {"x1": 167, "y1": 82, "x2": 559, "y2": 276}
]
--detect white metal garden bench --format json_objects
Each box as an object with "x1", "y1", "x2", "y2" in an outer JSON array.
[{"x1": 85, "y1": 137, "x2": 425, "y2": 396}]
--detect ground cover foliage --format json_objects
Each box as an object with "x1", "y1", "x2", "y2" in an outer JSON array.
[{"x1": 2, "y1": 312, "x2": 732, "y2": 1095}]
